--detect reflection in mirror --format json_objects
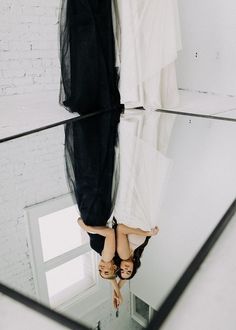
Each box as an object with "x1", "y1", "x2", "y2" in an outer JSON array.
[{"x1": 0, "y1": 110, "x2": 236, "y2": 330}]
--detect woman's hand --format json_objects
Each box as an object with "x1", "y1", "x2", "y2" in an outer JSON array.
[
  {"x1": 112, "y1": 289, "x2": 123, "y2": 309},
  {"x1": 110, "y1": 279, "x2": 123, "y2": 308},
  {"x1": 147, "y1": 226, "x2": 159, "y2": 236}
]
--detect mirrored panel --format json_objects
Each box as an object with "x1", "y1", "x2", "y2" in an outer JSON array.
[
  {"x1": 0, "y1": 110, "x2": 235, "y2": 330},
  {"x1": 1, "y1": 0, "x2": 236, "y2": 328}
]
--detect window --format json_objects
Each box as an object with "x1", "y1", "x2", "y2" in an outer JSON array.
[
  {"x1": 131, "y1": 293, "x2": 154, "y2": 328},
  {"x1": 25, "y1": 194, "x2": 98, "y2": 309}
]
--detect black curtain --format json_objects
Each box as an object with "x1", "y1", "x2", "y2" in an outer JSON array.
[{"x1": 59, "y1": 0, "x2": 121, "y2": 115}]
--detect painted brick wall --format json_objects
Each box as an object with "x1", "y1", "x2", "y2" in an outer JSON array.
[
  {"x1": 0, "y1": 125, "x2": 68, "y2": 298},
  {"x1": 1, "y1": 0, "x2": 235, "y2": 98},
  {"x1": 0, "y1": 0, "x2": 60, "y2": 96}
]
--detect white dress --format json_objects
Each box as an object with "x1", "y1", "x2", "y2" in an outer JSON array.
[
  {"x1": 112, "y1": 0, "x2": 182, "y2": 110},
  {"x1": 113, "y1": 110, "x2": 174, "y2": 249}
]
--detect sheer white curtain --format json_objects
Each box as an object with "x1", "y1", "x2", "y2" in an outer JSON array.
[
  {"x1": 114, "y1": 111, "x2": 174, "y2": 233},
  {"x1": 113, "y1": 0, "x2": 182, "y2": 110}
]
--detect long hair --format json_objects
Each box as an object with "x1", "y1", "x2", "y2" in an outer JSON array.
[
  {"x1": 112, "y1": 217, "x2": 151, "y2": 280},
  {"x1": 117, "y1": 236, "x2": 150, "y2": 280}
]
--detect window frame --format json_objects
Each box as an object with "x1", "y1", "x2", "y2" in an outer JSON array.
[
  {"x1": 24, "y1": 193, "x2": 99, "y2": 309},
  {"x1": 130, "y1": 292, "x2": 154, "y2": 328}
]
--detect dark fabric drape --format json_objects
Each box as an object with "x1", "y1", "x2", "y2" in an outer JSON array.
[
  {"x1": 64, "y1": 110, "x2": 121, "y2": 255},
  {"x1": 59, "y1": 0, "x2": 121, "y2": 115},
  {"x1": 59, "y1": 0, "x2": 123, "y2": 254},
  {"x1": 64, "y1": 110, "x2": 120, "y2": 226}
]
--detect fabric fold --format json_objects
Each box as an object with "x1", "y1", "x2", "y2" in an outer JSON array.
[{"x1": 113, "y1": 0, "x2": 182, "y2": 110}]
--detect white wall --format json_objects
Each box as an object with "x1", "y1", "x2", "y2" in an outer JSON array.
[
  {"x1": 0, "y1": 0, "x2": 60, "y2": 96},
  {"x1": 177, "y1": 0, "x2": 236, "y2": 96}
]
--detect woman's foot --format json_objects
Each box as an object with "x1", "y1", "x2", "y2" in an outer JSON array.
[{"x1": 149, "y1": 226, "x2": 159, "y2": 236}]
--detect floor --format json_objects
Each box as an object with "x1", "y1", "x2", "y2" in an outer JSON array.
[
  {"x1": 0, "y1": 91, "x2": 78, "y2": 142},
  {"x1": 161, "y1": 210, "x2": 236, "y2": 330},
  {"x1": 1, "y1": 90, "x2": 236, "y2": 142},
  {"x1": 164, "y1": 90, "x2": 236, "y2": 117},
  {"x1": 0, "y1": 293, "x2": 75, "y2": 330}
]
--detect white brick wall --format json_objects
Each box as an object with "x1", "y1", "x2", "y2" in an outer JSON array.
[
  {"x1": 0, "y1": 0, "x2": 60, "y2": 97},
  {"x1": 1, "y1": 0, "x2": 236, "y2": 98},
  {"x1": 0, "y1": 125, "x2": 69, "y2": 298}
]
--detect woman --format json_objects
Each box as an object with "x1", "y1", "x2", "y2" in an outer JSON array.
[
  {"x1": 65, "y1": 112, "x2": 120, "y2": 279},
  {"x1": 116, "y1": 223, "x2": 159, "y2": 280},
  {"x1": 77, "y1": 217, "x2": 123, "y2": 304},
  {"x1": 111, "y1": 220, "x2": 158, "y2": 308},
  {"x1": 77, "y1": 218, "x2": 118, "y2": 280},
  {"x1": 59, "y1": 0, "x2": 123, "y2": 281},
  {"x1": 112, "y1": 111, "x2": 173, "y2": 301}
]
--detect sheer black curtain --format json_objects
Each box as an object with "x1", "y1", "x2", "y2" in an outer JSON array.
[
  {"x1": 59, "y1": 0, "x2": 121, "y2": 114},
  {"x1": 59, "y1": 0, "x2": 123, "y2": 253}
]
